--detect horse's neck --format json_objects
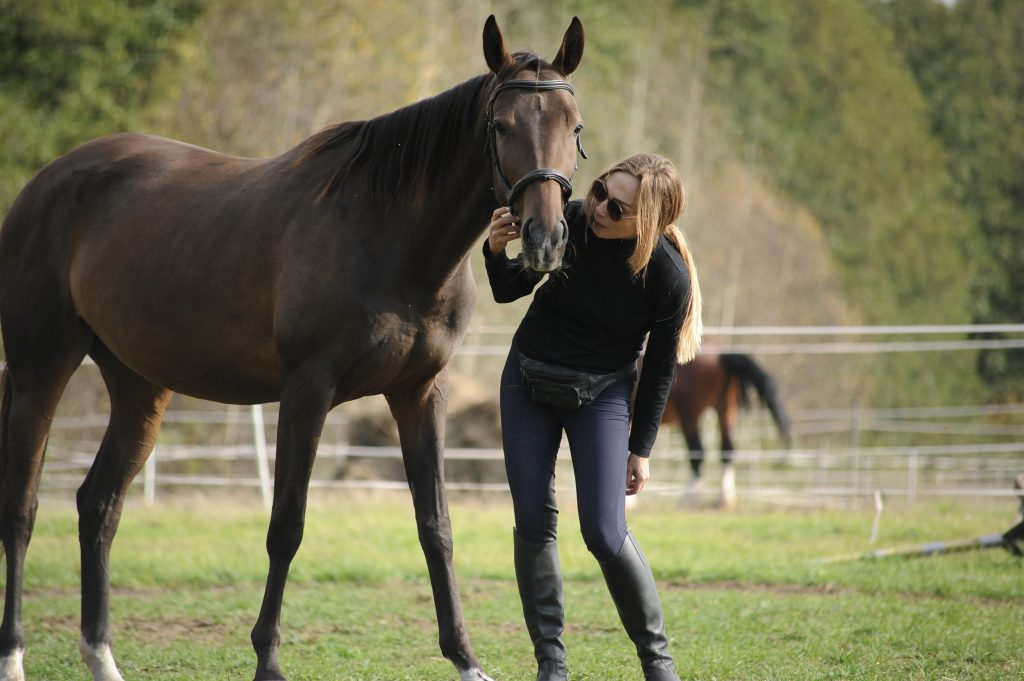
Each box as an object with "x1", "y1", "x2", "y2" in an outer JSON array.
[
  {"x1": 387, "y1": 150, "x2": 495, "y2": 288},
  {"x1": 293, "y1": 97, "x2": 496, "y2": 288}
]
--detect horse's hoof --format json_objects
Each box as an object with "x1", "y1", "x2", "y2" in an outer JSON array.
[
  {"x1": 718, "y1": 464, "x2": 737, "y2": 509},
  {"x1": 0, "y1": 648, "x2": 26, "y2": 681},
  {"x1": 79, "y1": 639, "x2": 125, "y2": 681},
  {"x1": 459, "y1": 667, "x2": 496, "y2": 681}
]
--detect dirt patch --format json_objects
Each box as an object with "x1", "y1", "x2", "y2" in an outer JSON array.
[{"x1": 121, "y1": 613, "x2": 229, "y2": 644}]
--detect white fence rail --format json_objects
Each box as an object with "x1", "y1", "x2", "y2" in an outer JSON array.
[
  {"x1": 36, "y1": 406, "x2": 1024, "y2": 510},
  {"x1": 7, "y1": 323, "x2": 1023, "y2": 508}
]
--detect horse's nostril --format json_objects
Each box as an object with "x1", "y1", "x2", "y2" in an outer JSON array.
[{"x1": 521, "y1": 218, "x2": 535, "y2": 244}]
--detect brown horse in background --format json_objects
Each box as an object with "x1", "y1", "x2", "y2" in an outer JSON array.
[
  {"x1": 663, "y1": 352, "x2": 790, "y2": 507},
  {"x1": 0, "y1": 16, "x2": 586, "y2": 681}
]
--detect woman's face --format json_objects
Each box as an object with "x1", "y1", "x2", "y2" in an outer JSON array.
[{"x1": 590, "y1": 171, "x2": 640, "y2": 239}]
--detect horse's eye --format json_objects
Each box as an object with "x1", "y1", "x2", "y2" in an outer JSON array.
[
  {"x1": 493, "y1": 121, "x2": 509, "y2": 135},
  {"x1": 573, "y1": 123, "x2": 584, "y2": 136}
]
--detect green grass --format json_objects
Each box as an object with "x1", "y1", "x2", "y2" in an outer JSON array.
[{"x1": 9, "y1": 493, "x2": 1024, "y2": 680}]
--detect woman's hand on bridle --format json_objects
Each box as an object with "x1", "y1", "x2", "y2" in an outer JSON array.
[
  {"x1": 626, "y1": 453, "x2": 649, "y2": 496},
  {"x1": 487, "y1": 206, "x2": 520, "y2": 255}
]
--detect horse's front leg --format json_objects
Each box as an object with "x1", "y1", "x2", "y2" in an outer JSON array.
[
  {"x1": 250, "y1": 371, "x2": 335, "y2": 681},
  {"x1": 386, "y1": 370, "x2": 494, "y2": 681}
]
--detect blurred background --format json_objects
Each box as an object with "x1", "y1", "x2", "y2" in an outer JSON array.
[{"x1": 1, "y1": 0, "x2": 1022, "y2": 507}]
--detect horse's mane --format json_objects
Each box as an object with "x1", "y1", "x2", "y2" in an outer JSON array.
[{"x1": 300, "y1": 53, "x2": 547, "y2": 205}]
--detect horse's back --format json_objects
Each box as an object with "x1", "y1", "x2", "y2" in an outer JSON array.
[
  {"x1": 0, "y1": 133, "x2": 287, "y2": 400},
  {"x1": 0, "y1": 135, "x2": 154, "y2": 323},
  {"x1": 0, "y1": 134, "x2": 130, "y2": 288},
  {"x1": 1, "y1": 133, "x2": 272, "y2": 316},
  {"x1": 1, "y1": 132, "x2": 255, "y2": 269}
]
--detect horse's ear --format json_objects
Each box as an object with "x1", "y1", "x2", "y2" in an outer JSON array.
[
  {"x1": 552, "y1": 16, "x2": 584, "y2": 76},
  {"x1": 483, "y1": 15, "x2": 511, "y2": 74}
]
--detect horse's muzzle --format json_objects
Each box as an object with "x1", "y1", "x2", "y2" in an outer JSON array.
[{"x1": 521, "y1": 217, "x2": 568, "y2": 273}]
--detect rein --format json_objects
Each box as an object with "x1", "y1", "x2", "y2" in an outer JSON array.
[{"x1": 485, "y1": 78, "x2": 588, "y2": 213}]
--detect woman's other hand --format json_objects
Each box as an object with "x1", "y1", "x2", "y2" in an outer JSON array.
[
  {"x1": 487, "y1": 206, "x2": 520, "y2": 255},
  {"x1": 626, "y1": 453, "x2": 649, "y2": 496}
]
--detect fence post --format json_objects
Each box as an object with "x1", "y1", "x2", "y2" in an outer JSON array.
[{"x1": 252, "y1": 404, "x2": 273, "y2": 510}]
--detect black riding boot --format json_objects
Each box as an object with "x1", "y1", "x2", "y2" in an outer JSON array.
[
  {"x1": 599, "y1": 532, "x2": 680, "y2": 681},
  {"x1": 514, "y1": 530, "x2": 569, "y2": 681}
]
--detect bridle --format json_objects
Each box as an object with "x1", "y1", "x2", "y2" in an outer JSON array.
[{"x1": 485, "y1": 78, "x2": 588, "y2": 214}]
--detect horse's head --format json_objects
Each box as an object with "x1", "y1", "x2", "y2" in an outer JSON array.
[{"x1": 483, "y1": 16, "x2": 585, "y2": 273}]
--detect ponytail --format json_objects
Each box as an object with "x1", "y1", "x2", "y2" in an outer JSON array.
[
  {"x1": 585, "y1": 153, "x2": 702, "y2": 362},
  {"x1": 664, "y1": 225, "x2": 702, "y2": 363}
]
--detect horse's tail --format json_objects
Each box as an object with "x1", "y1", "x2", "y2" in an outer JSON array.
[{"x1": 719, "y1": 353, "x2": 791, "y2": 446}]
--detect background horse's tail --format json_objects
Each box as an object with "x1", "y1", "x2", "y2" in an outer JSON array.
[{"x1": 720, "y1": 353, "x2": 791, "y2": 446}]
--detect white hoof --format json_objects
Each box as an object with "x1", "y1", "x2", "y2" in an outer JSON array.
[
  {"x1": 79, "y1": 639, "x2": 124, "y2": 681},
  {"x1": 719, "y1": 464, "x2": 737, "y2": 509},
  {"x1": 0, "y1": 648, "x2": 25, "y2": 681},
  {"x1": 459, "y1": 667, "x2": 495, "y2": 681}
]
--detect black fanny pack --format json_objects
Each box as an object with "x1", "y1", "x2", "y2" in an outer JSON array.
[{"x1": 518, "y1": 350, "x2": 636, "y2": 410}]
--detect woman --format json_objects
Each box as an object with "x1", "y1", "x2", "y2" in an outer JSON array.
[{"x1": 483, "y1": 153, "x2": 702, "y2": 681}]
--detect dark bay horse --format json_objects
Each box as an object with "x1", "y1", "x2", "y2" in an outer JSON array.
[
  {"x1": 663, "y1": 352, "x2": 790, "y2": 507},
  {"x1": 0, "y1": 16, "x2": 585, "y2": 681}
]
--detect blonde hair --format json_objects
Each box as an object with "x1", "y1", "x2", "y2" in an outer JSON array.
[{"x1": 583, "y1": 153, "x2": 703, "y2": 363}]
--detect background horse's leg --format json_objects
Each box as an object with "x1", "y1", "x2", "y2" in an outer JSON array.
[
  {"x1": 681, "y1": 418, "x2": 704, "y2": 478},
  {"x1": 251, "y1": 371, "x2": 335, "y2": 681},
  {"x1": 717, "y1": 381, "x2": 740, "y2": 509},
  {"x1": 76, "y1": 350, "x2": 171, "y2": 681},
  {"x1": 386, "y1": 371, "x2": 493, "y2": 681},
  {"x1": 0, "y1": 330, "x2": 88, "y2": 681},
  {"x1": 679, "y1": 416, "x2": 705, "y2": 507}
]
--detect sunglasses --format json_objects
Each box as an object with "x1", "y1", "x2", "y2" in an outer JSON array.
[{"x1": 591, "y1": 178, "x2": 633, "y2": 223}]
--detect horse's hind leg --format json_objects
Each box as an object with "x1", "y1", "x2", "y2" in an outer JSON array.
[
  {"x1": 386, "y1": 371, "x2": 493, "y2": 681},
  {"x1": 680, "y1": 417, "x2": 704, "y2": 478},
  {"x1": 678, "y1": 417, "x2": 705, "y2": 508},
  {"x1": 76, "y1": 349, "x2": 171, "y2": 681},
  {"x1": 716, "y1": 382, "x2": 740, "y2": 509},
  {"x1": 0, "y1": 334, "x2": 89, "y2": 681}
]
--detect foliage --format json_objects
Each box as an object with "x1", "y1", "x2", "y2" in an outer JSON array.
[
  {"x1": 869, "y1": 0, "x2": 1024, "y2": 399},
  {"x1": 696, "y1": 0, "x2": 978, "y2": 324},
  {"x1": 0, "y1": 0, "x2": 203, "y2": 209}
]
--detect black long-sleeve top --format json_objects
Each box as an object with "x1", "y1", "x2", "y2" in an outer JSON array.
[{"x1": 483, "y1": 200, "x2": 689, "y2": 456}]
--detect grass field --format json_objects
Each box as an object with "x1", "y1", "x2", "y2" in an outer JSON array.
[{"x1": 9, "y1": 492, "x2": 1024, "y2": 680}]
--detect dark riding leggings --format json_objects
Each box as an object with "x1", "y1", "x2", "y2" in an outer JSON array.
[{"x1": 501, "y1": 350, "x2": 636, "y2": 562}]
